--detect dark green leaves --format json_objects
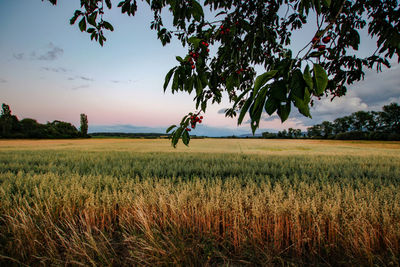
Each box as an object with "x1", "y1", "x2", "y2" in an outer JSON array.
[
  {"x1": 191, "y1": 1, "x2": 204, "y2": 21},
  {"x1": 166, "y1": 125, "x2": 177, "y2": 133},
  {"x1": 105, "y1": 0, "x2": 112, "y2": 9},
  {"x1": 277, "y1": 102, "x2": 291, "y2": 122},
  {"x1": 313, "y1": 64, "x2": 328, "y2": 95},
  {"x1": 164, "y1": 67, "x2": 177, "y2": 92},
  {"x1": 103, "y1": 21, "x2": 114, "y2": 31},
  {"x1": 182, "y1": 130, "x2": 190, "y2": 145},
  {"x1": 79, "y1": 17, "x2": 87, "y2": 32},
  {"x1": 253, "y1": 70, "x2": 278, "y2": 95}
]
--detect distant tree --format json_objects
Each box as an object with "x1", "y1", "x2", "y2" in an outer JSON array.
[
  {"x1": 262, "y1": 131, "x2": 277, "y2": 139},
  {"x1": 350, "y1": 111, "x2": 374, "y2": 132},
  {"x1": 80, "y1": 113, "x2": 89, "y2": 137},
  {"x1": 293, "y1": 129, "x2": 302, "y2": 138},
  {"x1": 333, "y1": 116, "x2": 352, "y2": 134},
  {"x1": 307, "y1": 124, "x2": 322, "y2": 138},
  {"x1": 20, "y1": 118, "x2": 44, "y2": 138},
  {"x1": 320, "y1": 121, "x2": 333, "y2": 138},
  {"x1": 381, "y1": 103, "x2": 400, "y2": 134},
  {"x1": 46, "y1": 120, "x2": 80, "y2": 138},
  {"x1": 0, "y1": 103, "x2": 19, "y2": 137}
]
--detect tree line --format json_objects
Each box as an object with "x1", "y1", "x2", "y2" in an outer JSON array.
[
  {"x1": 262, "y1": 102, "x2": 400, "y2": 140},
  {"x1": 0, "y1": 103, "x2": 89, "y2": 139}
]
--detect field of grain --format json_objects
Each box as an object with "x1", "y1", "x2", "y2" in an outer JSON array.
[{"x1": 1, "y1": 139, "x2": 399, "y2": 266}]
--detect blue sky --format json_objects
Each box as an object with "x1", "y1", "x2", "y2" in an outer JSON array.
[{"x1": 0, "y1": 0, "x2": 399, "y2": 136}]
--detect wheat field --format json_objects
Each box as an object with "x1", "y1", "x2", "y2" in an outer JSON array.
[{"x1": 0, "y1": 139, "x2": 399, "y2": 266}]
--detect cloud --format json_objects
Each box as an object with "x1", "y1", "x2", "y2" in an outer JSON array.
[
  {"x1": 13, "y1": 43, "x2": 64, "y2": 61},
  {"x1": 71, "y1": 84, "x2": 90, "y2": 90},
  {"x1": 78, "y1": 76, "x2": 94, "y2": 81},
  {"x1": 42, "y1": 67, "x2": 68, "y2": 73},
  {"x1": 37, "y1": 43, "x2": 64, "y2": 61},
  {"x1": 111, "y1": 80, "x2": 121, "y2": 83},
  {"x1": 0, "y1": 78, "x2": 7, "y2": 83},
  {"x1": 13, "y1": 53, "x2": 25, "y2": 60}
]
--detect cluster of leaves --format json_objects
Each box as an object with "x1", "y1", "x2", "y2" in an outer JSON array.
[{"x1": 43, "y1": 0, "x2": 400, "y2": 147}]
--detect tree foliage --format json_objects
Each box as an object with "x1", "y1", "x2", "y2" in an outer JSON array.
[
  {"x1": 0, "y1": 103, "x2": 89, "y2": 139},
  {"x1": 80, "y1": 113, "x2": 89, "y2": 137},
  {"x1": 306, "y1": 102, "x2": 400, "y2": 140},
  {"x1": 42, "y1": 0, "x2": 400, "y2": 146}
]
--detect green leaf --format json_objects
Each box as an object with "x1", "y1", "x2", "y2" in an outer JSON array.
[
  {"x1": 264, "y1": 97, "x2": 279, "y2": 115},
  {"x1": 88, "y1": 12, "x2": 97, "y2": 26},
  {"x1": 238, "y1": 92, "x2": 253, "y2": 125},
  {"x1": 105, "y1": 0, "x2": 112, "y2": 9},
  {"x1": 176, "y1": 56, "x2": 184, "y2": 63},
  {"x1": 277, "y1": 102, "x2": 291, "y2": 122},
  {"x1": 172, "y1": 127, "x2": 184, "y2": 148},
  {"x1": 166, "y1": 125, "x2": 177, "y2": 133},
  {"x1": 163, "y1": 67, "x2": 176, "y2": 92},
  {"x1": 249, "y1": 86, "x2": 269, "y2": 132},
  {"x1": 290, "y1": 69, "x2": 306, "y2": 100},
  {"x1": 195, "y1": 76, "x2": 203, "y2": 96},
  {"x1": 293, "y1": 88, "x2": 311, "y2": 118},
  {"x1": 188, "y1": 37, "x2": 201, "y2": 49},
  {"x1": 103, "y1": 21, "x2": 114, "y2": 31},
  {"x1": 87, "y1": 28, "x2": 96, "y2": 34},
  {"x1": 226, "y1": 75, "x2": 235, "y2": 91},
  {"x1": 303, "y1": 65, "x2": 313, "y2": 89},
  {"x1": 321, "y1": 0, "x2": 331, "y2": 8},
  {"x1": 270, "y1": 81, "x2": 287, "y2": 101},
  {"x1": 308, "y1": 51, "x2": 325, "y2": 58},
  {"x1": 79, "y1": 17, "x2": 87, "y2": 32},
  {"x1": 313, "y1": 64, "x2": 328, "y2": 95},
  {"x1": 172, "y1": 71, "x2": 179, "y2": 92},
  {"x1": 191, "y1": 0, "x2": 204, "y2": 21},
  {"x1": 253, "y1": 70, "x2": 278, "y2": 95},
  {"x1": 182, "y1": 130, "x2": 190, "y2": 146}
]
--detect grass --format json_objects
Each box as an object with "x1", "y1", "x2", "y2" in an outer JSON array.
[{"x1": 0, "y1": 139, "x2": 399, "y2": 266}]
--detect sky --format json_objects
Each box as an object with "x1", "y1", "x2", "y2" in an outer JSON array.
[{"x1": 0, "y1": 0, "x2": 399, "y2": 136}]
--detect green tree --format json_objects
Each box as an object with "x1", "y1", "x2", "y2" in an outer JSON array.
[
  {"x1": 307, "y1": 124, "x2": 322, "y2": 138},
  {"x1": 42, "y1": 0, "x2": 400, "y2": 146},
  {"x1": 333, "y1": 116, "x2": 352, "y2": 134},
  {"x1": 351, "y1": 111, "x2": 374, "y2": 132},
  {"x1": 293, "y1": 128, "x2": 302, "y2": 138},
  {"x1": 0, "y1": 103, "x2": 19, "y2": 137},
  {"x1": 320, "y1": 121, "x2": 333, "y2": 138},
  {"x1": 80, "y1": 113, "x2": 89, "y2": 137},
  {"x1": 380, "y1": 102, "x2": 400, "y2": 134}
]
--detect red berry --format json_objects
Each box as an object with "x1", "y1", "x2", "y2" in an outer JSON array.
[
  {"x1": 235, "y1": 21, "x2": 239, "y2": 25},
  {"x1": 186, "y1": 128, "x2": 191, "y2": 131},
  {"x1": 322, "y1": 36, "x2": 331, "y2": 43},
  {"x1": 312, "y1": 37, "x2": 319, "y2": 43},
  {"x1": 318, "y1": 45, "x2": 326, "y2": 51},
  {"x1": 207, "y1": 48, "x2": 210, "y2": 52},
  {"x1": 191, "y1": 65, "x2": 195, "y2": 69},
  {"x1": 199, "y1": 120, "x2": 202, "y2": 123},
  {"x1": 200, "y1": 116, "x2": 203, "y2": 119},
  {"x1": 205, "y1": 43, "x2": 209, "y2": 47},
  {"x1": 226, "y1": 28, "x2": 230, "y2": 33},
  {"x1": 220, "y1": 25, "x2": 224, "y2": 29},
  {"x1": 221, "y1": 31, "x2": 224, "y2": 35}
]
